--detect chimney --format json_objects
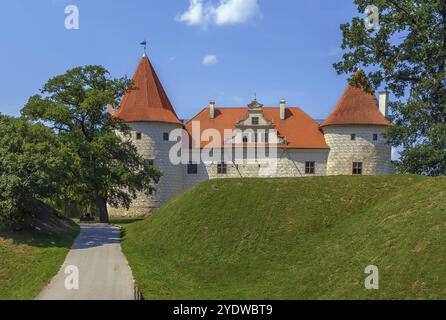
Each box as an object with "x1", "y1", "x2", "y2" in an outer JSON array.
[
  {"x1": 379, "y1": 92, "x2": 389, "y2": 118},
  {"x1": 210, "y1": 100, "x2": 216, "y2": 119},
  {"x1": 279, "y1": 99, "x2": 286, "y2": 120}
]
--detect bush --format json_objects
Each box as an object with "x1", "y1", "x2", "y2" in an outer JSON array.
[
  {"x1": 0, "y1": 116, "x2": 62, "y2": 229},
  {"x1": 0, "y1": 176, "x2": 34, "y2": 229}
]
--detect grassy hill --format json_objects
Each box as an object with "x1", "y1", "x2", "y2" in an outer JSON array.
[
  {"x1": 120, "y1": 175, "x2": 446, "y2": 300},
  {"x1": 0, "y1": 201, "x2": 79, "y2": 300}
]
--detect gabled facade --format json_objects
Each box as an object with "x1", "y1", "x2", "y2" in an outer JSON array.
[{"x1": 112, "y1": 54, "x2": 393, "y2": 217}]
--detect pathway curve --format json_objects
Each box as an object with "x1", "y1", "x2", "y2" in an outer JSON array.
[{"x1": 37, "y1": 224, "x2": 135, "y2": 300}]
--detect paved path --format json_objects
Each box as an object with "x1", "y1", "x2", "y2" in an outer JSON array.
[{"x1": 37, "y1": 224, "x2": 135, "y2": 300}]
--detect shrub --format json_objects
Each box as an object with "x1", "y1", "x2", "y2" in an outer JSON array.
[{"x1": 0, "y1": 116, "x2": 61, "y2": 229}]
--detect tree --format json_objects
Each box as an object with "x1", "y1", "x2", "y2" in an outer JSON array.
[
  {"x1": 334, "y1": 0, "x2": 446, "y2": 176},
  {"x1": 22, "y1": 66, "x2": 161, "y2": 223},
  {"x1": 0, "y1": 116, "x2": 65, "y2": 229}
]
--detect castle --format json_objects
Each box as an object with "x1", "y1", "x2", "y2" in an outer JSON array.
[{"x1": 109, "y1": 53, "x2": 392, "y2": 217}]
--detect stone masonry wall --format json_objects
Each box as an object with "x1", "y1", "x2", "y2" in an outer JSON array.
[
  {"x1": 109, "y1": 122, "x2": 184, "y2": 218},
  {"x1": 110, "y1": 123, "x2": 393, "y2": 218},
  {"x1": 183, "y1": 149, "x2": 329, "y2": 190},
  {"x1": 323, "y1": 125, "x2": 393, "y2": 176}
]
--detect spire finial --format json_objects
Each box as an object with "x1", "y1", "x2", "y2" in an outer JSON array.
[{"x1": 140, "y1": 40, "x2": 147, "y2": 57}]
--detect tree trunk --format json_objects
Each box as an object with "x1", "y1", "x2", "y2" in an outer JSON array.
[
  {"x1": 63, "y1": 198, "x2": 69, "y2": 217},
  {"x1": 95, "y1": 196, "x2": 109, "y2": 223}
]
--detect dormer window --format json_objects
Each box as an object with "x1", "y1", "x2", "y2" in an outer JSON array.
[
  {"x1": 136, "y1": 132, "x2": 142, "y2": 140},
  {"x1": 252, "y1": 117, "x2": 259, "y2": 125},
  {"x1": 373, "y1": 134, "x2": 378, "y2": 141},
  {"x1": 351, "y1": 134, "x2": 356, "y2": 141}
]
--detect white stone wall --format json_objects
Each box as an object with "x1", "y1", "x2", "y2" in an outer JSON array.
[
  {"x1": 323, "y1": 125, "x2": 393, "y2": 176},
  {"x1": 182, "y1": 148, "x2": 329, "y2": 190},
  {"x1": 118, "y1": 122, "x2": 184, "y2": 213},
  {"x1": 110, "y1": 122, "x2": 392, "y2": 218}
]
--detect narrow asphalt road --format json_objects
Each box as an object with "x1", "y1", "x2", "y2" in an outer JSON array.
[{"x1": 37, "y1": 224, "x2": 135, "y2": 300}]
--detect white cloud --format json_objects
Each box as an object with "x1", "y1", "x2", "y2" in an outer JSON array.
[
  {"x1": 176, "y1": 0, "x2": 206, "y2": 26},
  {"x1": 176, "y1": 0, "x2": 261, "y2": 28},
  {"x1": 214, "y1": 0, "x2": 261, "y2": 26},
  {"x1": 203, "y1": 54, "x2": 218, "y2": 65}
]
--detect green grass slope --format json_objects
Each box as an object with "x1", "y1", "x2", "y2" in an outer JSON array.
[
  {"x1": 120, "y1": 175, "x2": 446, "y2": 300},
  {"x1": 0, "y1": 204, "x2": 79, "y2": 300}
]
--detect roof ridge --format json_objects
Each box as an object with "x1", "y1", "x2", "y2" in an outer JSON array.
[{"x1": 147, "y1": 57, "x2": 177, "y2": 113}]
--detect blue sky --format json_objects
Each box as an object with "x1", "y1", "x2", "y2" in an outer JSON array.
[{"x1": 0, "y1": 0, "x2": 366, "y2": 120}]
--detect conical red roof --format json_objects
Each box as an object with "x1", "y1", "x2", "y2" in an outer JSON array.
[
  {"x1": 320, "y1": 84, "x2": 390, "y2": 128},
  {"x1": 115, "y1": 55, "x2": 181, "y2": 125}
]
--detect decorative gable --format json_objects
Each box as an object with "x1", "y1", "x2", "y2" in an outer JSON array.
[{"x1": 236, "y1": 99, "x2": 274, "y2": 128}]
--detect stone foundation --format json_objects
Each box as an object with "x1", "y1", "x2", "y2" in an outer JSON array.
[{"x1": 108, "y1": 207, "x2": 156, "y2": 219}]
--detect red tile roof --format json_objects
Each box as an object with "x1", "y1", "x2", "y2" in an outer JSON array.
[
  {"x1": 320, "y1": 84, "x2": 390, "y2": 128},
  {"x1": 185, "y1": 107, "x2": 328, "y2": 149},
  {"x1": 114, "y1": 55, "x2": 182, "y2": 125}
]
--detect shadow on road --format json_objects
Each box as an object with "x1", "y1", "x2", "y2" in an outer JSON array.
[{"x1": 71, "y1": 225, "x2": 121, "y2": 250}]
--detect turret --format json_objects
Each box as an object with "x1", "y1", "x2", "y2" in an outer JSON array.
[
  {"x1": 112, "y1": 53, "x2": 184, "y2": 217},
  {"x1": 320, "y1": 71, "x2": 392, "y2": 176}
]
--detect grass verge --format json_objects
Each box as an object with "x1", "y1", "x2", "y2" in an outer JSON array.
[
  {"x1": 0, "y1": 212, "x2": 79, "y2": 300},
  {"x1": 120, "y1": 175, "x2": 446, "y2": 299}
]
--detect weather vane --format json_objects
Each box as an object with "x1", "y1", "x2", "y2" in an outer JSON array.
[{"x1": 140, "y1": 40, "x2": 147, "y2": 56}]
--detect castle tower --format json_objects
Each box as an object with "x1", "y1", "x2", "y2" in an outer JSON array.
[
  {"x1": 320, "y1": 74, "x2": 392, "y2": 176},
  {"x1": 112, "y1": 53, "x2": 183, "y2": 216}
]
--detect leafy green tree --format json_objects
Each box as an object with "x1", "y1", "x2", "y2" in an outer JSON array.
[
  {"x1": 0, "y1": 116, "x2": 65, "y2": 229},
  {"x1": 334, "y1": 0, "x2": 446, "y2": 175},
  {"x1": 22, "y1": 66, "x2": 160, "y2": 223}
]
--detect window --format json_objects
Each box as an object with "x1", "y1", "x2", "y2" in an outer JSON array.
[
  {"x1": 217, "y1": 162, "x2": 227, "y2": 174},
  {"x1": 264, "y1": 132, "x2": 269, "y2": 143},
  {"x1": 144, "y1": 159, "x2": 154, "y2": 168},
  {"x1": 252, "y1": 117, "x2": 259, "y2": 125},
  {"x1": 243, "y1": 136, "x2": 248, "y2": 143},
  {"x1": 136, "y1": 132, "x2": 142, "y2": 140},
  {"x1": 352, "y1": 162, "x2": 363, "y2": 175},
  {"x1": 187, "y1": 162, "x2": 198, "y2": 174},
  {"x1": 351, "y1": 134, "x2": 356, "y2": 141},
  {"x1": 305, "y1": 161, "x2": 316, "y2": 174},
  {"x1": 373, "y1": 134, "x2": 378, "y2": 141},
  {"x1": 163, "y1": 132, "x2": 169, "y2": 141}
]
